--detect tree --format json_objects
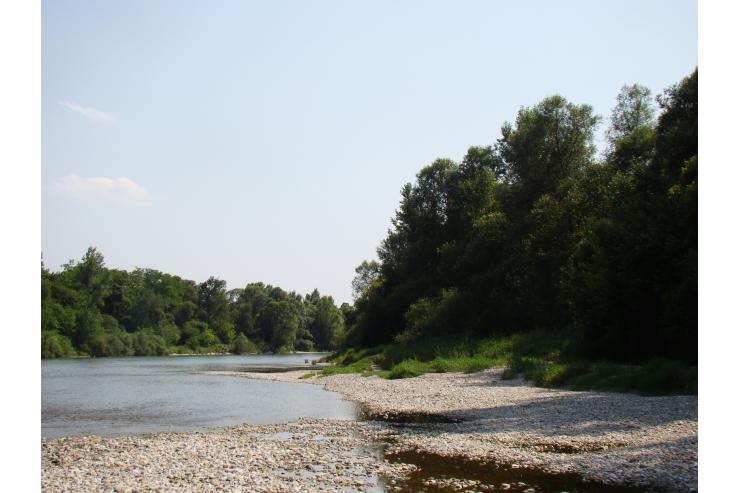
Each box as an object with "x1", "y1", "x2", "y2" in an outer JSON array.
[
  {"x1": 157, "y1": 322, "x2": 181, "y2": 346},
  {"x1": 233, "y1": 333, "x2": 257, "y2": 354},
  {"x1": 607, "y1": 84, "x2": 655, "y2": 141},
  {"x1": 495, "y1": 95, "x2": 600, "y2": 207},
  {"x1": 351, "y1": 260, "x2": 380, "y2": 301},
  {"x1": 41, "y1": 331, "x2": 75, "y2": 359},
  {"x1": 655, "y1": 69, "x2": 698, "y2": 179},
  {"x1": 65, "y1": 247, "x2": 111, "y2": 309},
  {"x1": 198, "y1": 277, "x2": 229, "y2": 333},
  {"x1": 307, "y1": 296, "x2": 344, "y2": 349},
  {"x1": 345, "y1": 70, "x2": 696, "y2": 364},
  {"x1": 181, "y1": 320, "x2": 209, "y2": 349},
  {"x1": 233, "y1": 283, "x2": 269, "y2": 340},
  {"x1": 605, "y1": 84, "x2": 656, "y2": 171},
  {"x1": 564, "y1": 70, "x2": 697, "y2": 362},
  {"x1": 258, "y1": 300, "x2": 299, "y2": 352}
]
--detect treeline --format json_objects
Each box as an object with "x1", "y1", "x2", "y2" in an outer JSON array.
[
  {"x1": 41, "y1": 249, "x2": 346, "y2": 358},
  {"x1": 344, "y1": 70, "x2": 697, "y2": 364}
]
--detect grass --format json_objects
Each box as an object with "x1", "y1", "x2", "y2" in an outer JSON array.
[
  {"x1": 319, "y1": 331, "x2": 697, "y2": 396},
  {"x1": 525, "y1": 358, "x2": 698, "y2": 395}
]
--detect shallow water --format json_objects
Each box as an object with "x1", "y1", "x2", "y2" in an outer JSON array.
[
  {"x1": 41, "y1": 354, "x2": 358, "y2": 438},
  {"x1": 384, "y1": 448, "x2": 653, "y2": 492},
  {"x1": 42, "y1": 356, "x2": 660, "y2": 492}
]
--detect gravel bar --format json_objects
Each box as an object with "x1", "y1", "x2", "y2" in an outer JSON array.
[
  {"x1": 219, "y1": 369, "x2": 698, "y2": 492},
  {"x1": 42, "y1": 418, "x2": 409, "y2": 492},
  {"x1": 42, "y1": 368, "x2": 697, "y2": 492}
]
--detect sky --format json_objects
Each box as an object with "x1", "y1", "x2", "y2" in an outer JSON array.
[{"x1": 41, "y1": 0, "x2": 697, "y2": 304}]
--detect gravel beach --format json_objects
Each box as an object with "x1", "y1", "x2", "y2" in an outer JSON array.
[
  {"x1": 42, "y1": 368, "x2": 697, "y2": 492},
  {"x1": 42, "y1": 418, "x2": 417, "y2": 492}
]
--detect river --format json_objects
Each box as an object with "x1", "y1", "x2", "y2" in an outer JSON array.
[{"x1": 41, "y1": 354, "x2": 358, "y2": 439}]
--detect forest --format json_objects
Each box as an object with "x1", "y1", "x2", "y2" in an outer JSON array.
[
  {"x1": 342, "y1": 69, "x2": 697, "y2": 368},
  {"x1": 42, "y1": 69, "x2": 696, "y2": 372},
  {"x1": 41, "y1": 249, "x2": 346, "y2": 358}
]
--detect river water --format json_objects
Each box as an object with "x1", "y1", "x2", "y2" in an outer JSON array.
[
  {"x1": 42, "y1": 355, "x2": 654, "y2": 492},
  {"x1": 41, "y1": 354, "x2": 358, "y2": 439}
]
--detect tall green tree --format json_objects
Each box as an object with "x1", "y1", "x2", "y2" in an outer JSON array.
[
  {"x1": 258, "y1": 300, "x2": 299, "y2": 352},
  {"x1": 605, "y1": 84, "x2": 656, "y2": 171},
  {"x1": 198, "y1": 277, "x2": 230, "y2": 339},
  {"x1": 495, "y1": 95, "x2": 600, "y2": 209}
]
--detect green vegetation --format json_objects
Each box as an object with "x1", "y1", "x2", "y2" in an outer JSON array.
[
  {"x1": 322, "y1": 330, "x2": 696, "y2": 395},
  {"x1": 42, "y1": 70, "x2": 697, "y2": 396},
  {"x1": 332, "y1": 70, "x2": 697, "y2": 394},
  {"x1": 41, "y1": 249, "x2": 345, "y2": 358}
]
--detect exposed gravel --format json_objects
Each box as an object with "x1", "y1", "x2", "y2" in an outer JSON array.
[
  {"x1": 42, "y1": 368, "x2": 697, "y2": 492},
  {"x1": 42, "y1": 418, "x2": 409, "y2": 492},
  {"x1": 221, "y1": 369, "x2": 698, "y2": 492}
]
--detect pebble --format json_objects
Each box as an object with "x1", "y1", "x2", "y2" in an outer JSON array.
[{"x1": 43, "y1": 368, "x2": 698, "y2": 492}]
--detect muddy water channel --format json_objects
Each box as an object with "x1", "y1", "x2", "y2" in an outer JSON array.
[
  {"x1": 383, "y1": 448, "x2": 650, "y2": 492},
  {"x1": 368, "y1": 419, "x2": 655, "y2": 493}
]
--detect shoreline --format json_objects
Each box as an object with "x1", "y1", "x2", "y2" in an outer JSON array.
[
  {"x1": 43, "y1": 418, "x2": 401, "y2": 492},
  {"x1": 43, "y1": 351, "x2": 330, "y2": 360},
  {"x1": 42, "y1": 368, "x2": 697, "y2": 492},
  {"x1": 213, "y1": 368, "x2": 698, "y2": 492}
]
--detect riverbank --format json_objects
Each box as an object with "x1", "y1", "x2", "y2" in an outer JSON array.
[
  {"x1": 221, "y1": 368, "x2": 698, "y2": 492},
  {"x1": 42, "y1": 418, "x2": 405, "y2": 492},
  {"x1": 42, "y1": 368, "x2": 697, "y2": 492}
]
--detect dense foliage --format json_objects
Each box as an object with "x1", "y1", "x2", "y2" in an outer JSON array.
[
  {"x1": 344, "y1": 70, "x2": 697, "y2": 364},
  {"x1": 42, "y1": 70, "x2": 697, "y2": 368},
  {"x1": 41, "y1": 249, "x2": 345, "y2": 358}
]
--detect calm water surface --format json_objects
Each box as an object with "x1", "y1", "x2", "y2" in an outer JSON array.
[{"x1": 42, "y1": 354, "x2": 358, "y2": 439}]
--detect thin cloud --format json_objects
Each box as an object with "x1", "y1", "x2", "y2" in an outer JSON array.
[
  {"x1": 59, "y1": 101, "x2": 116, "y2": 123},
  {"x1": 53, "y1": 174, "x2": 150, "y2": 204}
]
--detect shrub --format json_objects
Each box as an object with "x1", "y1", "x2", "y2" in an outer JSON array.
[
  {"x1": 131, "y1": 332, "x2": 168, "y2": 356},
  {"x1": 233, "y1": 333, "x2": 258, "y2": 354},
  {"x1": 181, "y1": 320, "x2": 209, "y2": 349},
  {"x1": 295, "y1": 338, "x2": 315, "y2": 351},
  {"x1": 388, "y1": 359, "x2": 426, "y2": 379},
  {"x1": 199, "y1": 328, "x2": 219, "y2": 347},
  {"x1": 398, "y1": 289, "x2": 463, "y2": 343},
  {"x1": 41, "y1": 331, "x2": 75, "y2": 359},
  {"x1": 214, "y1": 322, "x2": 236, "y2": 345},
  {"x1": 157, "y1": 323, "x2": 181, "y2": 346}
]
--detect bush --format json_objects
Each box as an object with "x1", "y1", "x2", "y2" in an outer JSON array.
[
  {"x1": 131, "y1": 332, "x2": 168, "y2": 356},
  {"x1": 181, "y1": 320, "x2": 209, "y2": 349},
  {"x1": 328, "y1": 330, "x2": 698, "y2": 395},
  {"x1": 398, "y1": 289, "x2": 463, "y2": 343},
  {"x1": 233, "y1": 333, "x2": 258, "y2": 354},
  {"x1": 41, "y1": 331, "x2": 75, "y2": 359},
  {"x1": 388, "y1": 359, "x2": 426, "y2": 379},
  {"x1": 636, "y1": 358, "x2": 697, "y2": 395},
  {"x1": 526, "y1": 359, "x2": 697, "y2": 395},
  {"x1": 157, "y1": 323, "x2": 181, "y2": 346},
  {"x1": 105, "y1": 333, "x2": 133, "y2": 357},
  {"x1": 88, "y1": 331, "x2": 133, "y2": 357},
  {"x1": 214, "y1": 322, "x2": 236, "y2": 345},
  {"x1": 320, "y1": 355, "x2": 376, "y2": 376},
  {"x1": 295, "y1": 338, "x2": 315, "y2": 351},
  {"x1": 199, "y1": 328, "x2": 219, "y2": 347},
  {"x1": 428, "y1": 356, "x2": 494, "y2": 374},
  {"x1": 531, "y1": 363, "x2": 570, "y2": 387}
]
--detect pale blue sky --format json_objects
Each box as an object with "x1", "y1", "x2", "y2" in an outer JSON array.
[{"x1": 41, "y1": 0, "x2": 697, "y2": 304}]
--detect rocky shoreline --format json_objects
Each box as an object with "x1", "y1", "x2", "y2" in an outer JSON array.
[
  {"x1": 43, "y1": 418, "x2": 408, "y2": 492},
  {"x1": 207, "y1": 369, "x2": 698, "y2": 492},
  {"x1": 42, "y1": 368, "x2": 697, "y2": 492}
]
